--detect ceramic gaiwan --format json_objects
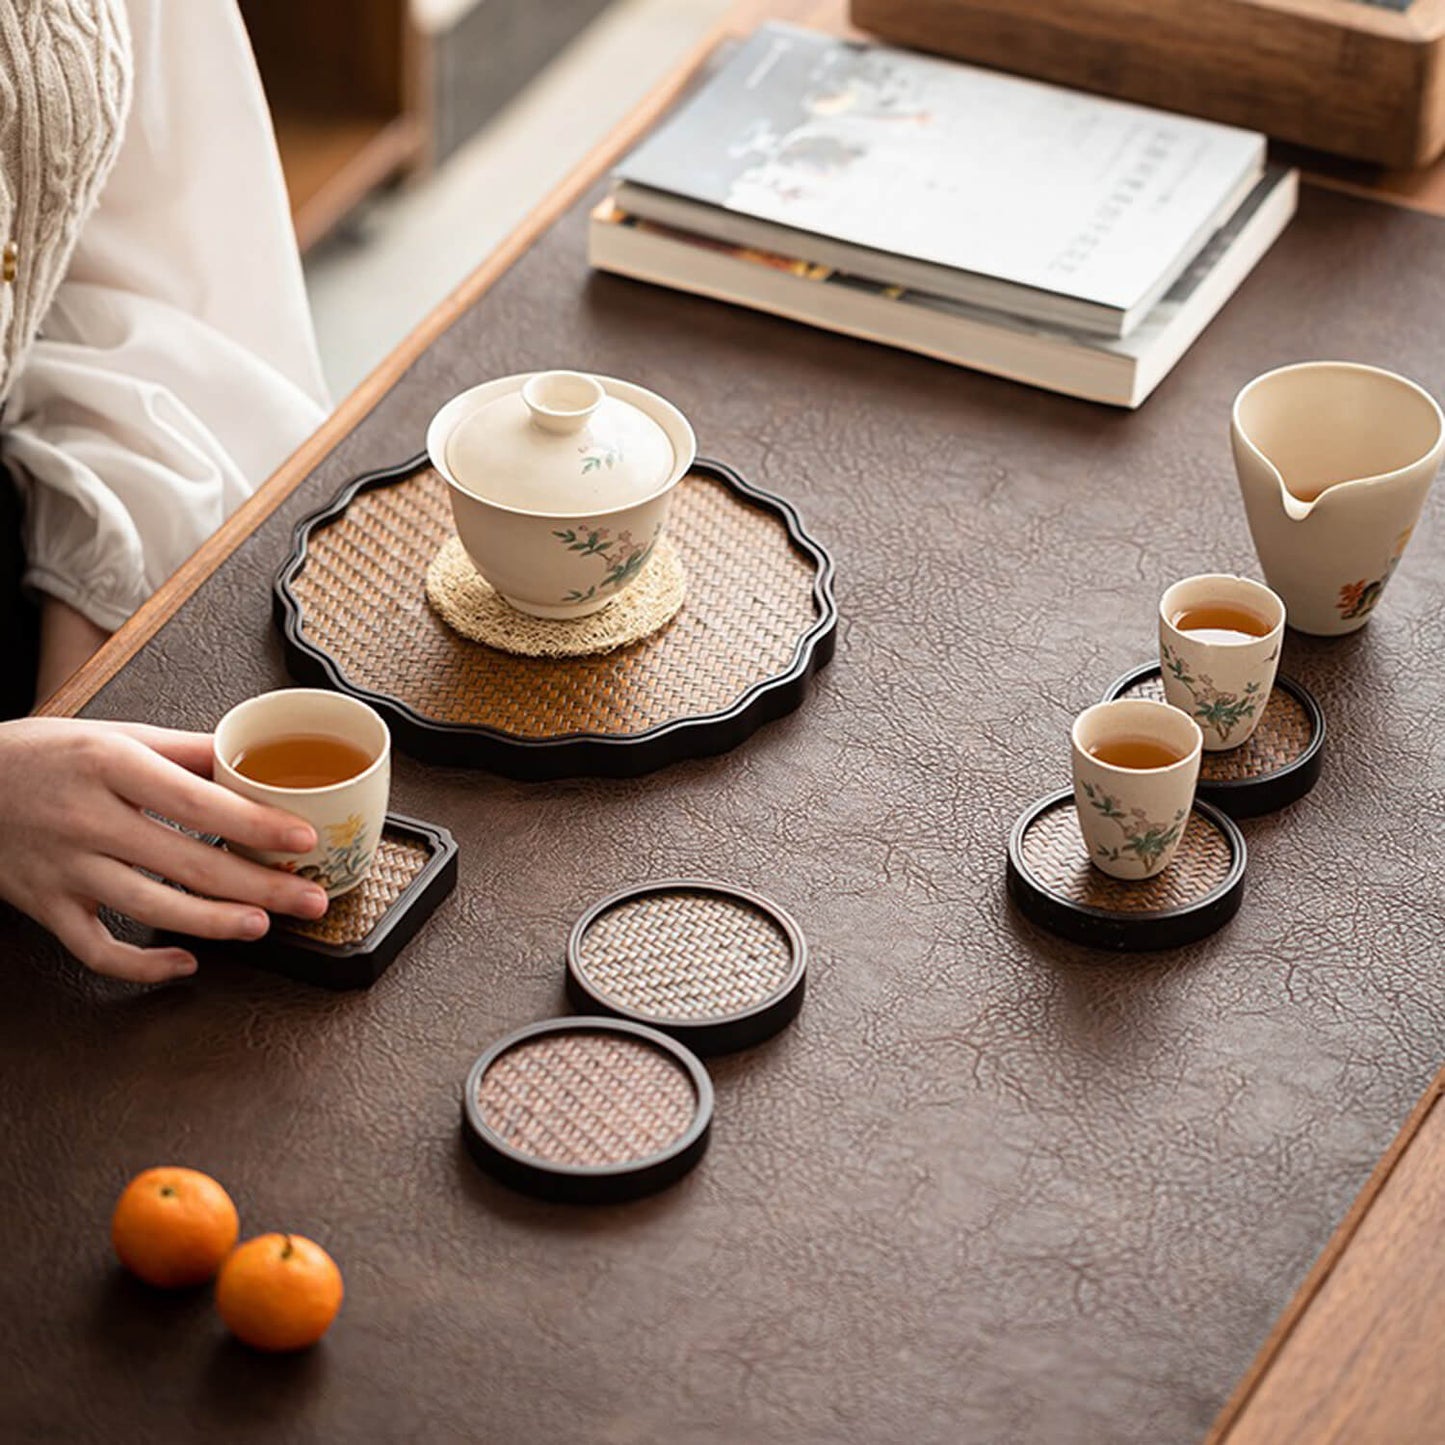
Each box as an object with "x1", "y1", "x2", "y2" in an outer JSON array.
[{"x1": 427, "y1": 370, "x2": 696, "y2": 619}]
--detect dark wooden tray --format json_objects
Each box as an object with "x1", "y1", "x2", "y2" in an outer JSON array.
[
  {"x1": 174, "y1": 813, "x2": 458, "y2": 990},
  {"x1": 273, "y1": 454, "x2": 837, "y2": 779}
]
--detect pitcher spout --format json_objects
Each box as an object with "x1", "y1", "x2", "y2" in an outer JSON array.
[{"x1": 1237, "y1": 439, "x2": 1315, "y2": 522}]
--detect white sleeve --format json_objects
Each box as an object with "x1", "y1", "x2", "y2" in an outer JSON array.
[{"x1": 0, "y1": 0, "x2": 329, "y2": 631}]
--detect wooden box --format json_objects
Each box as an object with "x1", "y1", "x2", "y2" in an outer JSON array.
[{"x1": 849, "y1": 0, "x2": 1445, "y2": 168}]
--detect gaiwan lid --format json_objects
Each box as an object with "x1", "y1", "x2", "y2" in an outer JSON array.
[{"x1": 445, "y1": 370, "x2": 676, "y2": 514}]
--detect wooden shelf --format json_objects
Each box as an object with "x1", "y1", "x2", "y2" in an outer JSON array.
[
  {"x1": 240, "y1": 0, "x2": 430, "y2": 251},
  {"x1": 272, "y1": 111, "x2": 424, "y2": 252}
]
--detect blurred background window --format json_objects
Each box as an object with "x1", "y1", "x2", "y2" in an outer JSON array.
[{"x1": 239, "y1": 0, "x2": 730, "y2": 398}]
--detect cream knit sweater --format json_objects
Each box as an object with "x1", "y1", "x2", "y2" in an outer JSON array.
[
  {"x1": 0, "y1": 0, "x2": 132, "y2": 406},
  {"x1": 0, "y1": 0, "x2": 326, "y2": 631}
]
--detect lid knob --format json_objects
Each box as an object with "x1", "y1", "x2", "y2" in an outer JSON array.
[{"x1": 522, "y1": 371, "x2": 605, "y2": 435}]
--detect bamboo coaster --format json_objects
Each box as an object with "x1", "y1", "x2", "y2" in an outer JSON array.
[
  {"x1": 1007, "y1": 789, "x2": 1246, "y2": 951},
  {"x1": 566, "y1": 880, "x2": 807, "y2": 1054},
  {"x1": 425, "y1": 535, "x2": 686, "y2": 658},
  {"x1": 1103, "y1": 664, "x2": 1325, "y2": 817},
  {"x1": 462, "y1": 1018, "x2": 713, "y2": 1204},
  {"x1": 169, "y1": 815, "x2": 458, "y2": 989}
]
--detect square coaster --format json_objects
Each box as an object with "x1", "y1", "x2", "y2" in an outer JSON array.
[{"x1": 186, "y1": 813, "x2": 457, "y2": 989}]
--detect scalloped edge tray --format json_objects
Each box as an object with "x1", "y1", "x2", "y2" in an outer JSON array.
[{"x1": 273, "y1": 455, "x2": 836, "y2": 779}]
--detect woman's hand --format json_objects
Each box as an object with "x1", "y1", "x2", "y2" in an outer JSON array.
[{"x1": 0, "y1": 717, "x2": 330, "y2": 983}]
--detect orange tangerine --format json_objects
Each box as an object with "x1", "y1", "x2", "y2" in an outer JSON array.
[
  {"x1": 215, "y1": 1233, "x2": 343, "y2": 1351},
  {"x1": 111, "y1": 1167, "x2": 240, "y2": 1288}
]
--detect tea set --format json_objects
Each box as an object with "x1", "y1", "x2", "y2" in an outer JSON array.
[
  {"x1": 1055, "y1": 357, "x2": 1443, "y2": 900},
  {"x1": 213, "y1": 355, "x2": 1442, "y2": 940},
  {"x1": 426, "y1": 368, "x2": 695, "y2": 619}
]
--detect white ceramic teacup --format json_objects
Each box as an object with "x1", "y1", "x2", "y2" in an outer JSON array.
[
  {"x1": 1158, "y1": 573, "x2": 1286, "y2": 751},
  {"x1": 427, "y1": 371, "x2": 697, "y2": 620},
  {"x1": 1071, "y1": 699, "x2": 1203, "y2": 880},
  {"x1": 213, "y1": 690, "x2": 391, "y2": 898}
]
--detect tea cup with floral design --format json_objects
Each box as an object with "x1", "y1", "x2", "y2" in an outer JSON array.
[
  {"x1": 1158, "y1": 574, "x2": 1285, "y2": 751},
  {"x1": 213, "y1": 689, "x2": 391, "y2": 899},
  {"x1": 1072, "y1": 698, "x2": 1203, "y2": 880},
  {"x1": 427, "y1": 370, "x2": 696, "y2": 620}
]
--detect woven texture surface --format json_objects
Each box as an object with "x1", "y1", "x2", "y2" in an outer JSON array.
[
  {"x1": 474, "y1": 1032, "x2": 697, "y2": 1167},
  {"x1": 288, "y1": 467, "x2": 819, "y2": 739},
  {"x1": 285, "y1": 831, "x2": 432, "y2": 947},
  {"x1": 1020, "y1": 802, "x2": 1235, "y2": 913},
  {"x1": 577, "y1": 889, "x2": 795, "y2": 1020},
  {"x1": 1119, "y1": 673, "x2": 1314, "y2": 781},
  {"x1": 425, "y1": 534, "x2": 686, "y2": 657}
]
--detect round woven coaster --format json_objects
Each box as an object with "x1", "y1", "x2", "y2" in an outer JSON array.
[
  {"x1": 1006, "y1": 789, "x2": 1246, "y2": 951},
  {"x1": 1102, "y1": 664, "x2": 1325, "y2": 818},
  {"x1": 425, "y1": 534, "x2": 686, "y2": 658},
  {"x1": 461, "y1": 1018, "x2": 713, "y2": 1204},
  {"x1": 566, "y1": 880, "x2": 807, "y2": 1054}
]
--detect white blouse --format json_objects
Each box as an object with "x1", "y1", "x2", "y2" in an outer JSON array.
[{"x1": 1, "y1": 0, "x2": 329, "y2": 631}]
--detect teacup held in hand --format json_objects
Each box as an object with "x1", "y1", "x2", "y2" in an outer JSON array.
[
  {"x1": 1232, "y1": 361, "x2": 1443, "y2": 636},
  {"x1": 214, "y1": 689, "x2": 391, "y2": 898},
  {"x1": 1072, "y1": 699, "x2": 1203, "y2": 881}
]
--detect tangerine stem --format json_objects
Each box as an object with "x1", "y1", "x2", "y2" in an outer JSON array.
[{"x1": 281, "y1": 1234, "x2": 293, "y2": 1261}]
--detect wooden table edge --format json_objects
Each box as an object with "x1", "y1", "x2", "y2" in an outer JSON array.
[{"x1": 1205, "y1": 1064, "x2": 1445, "y2": 1441}]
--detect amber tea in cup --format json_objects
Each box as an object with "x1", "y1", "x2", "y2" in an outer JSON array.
[
  {"x1": 1168, "y1": 603, "x2": 1274, "y2": 645},
  {"x1": 1087, "y1": 737, "x2": 1188, "y2": 770},
  {"x1": 232, "y1": 735, "x2": 375, "y2": 790}
]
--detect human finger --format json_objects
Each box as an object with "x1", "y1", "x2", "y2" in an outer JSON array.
[
  {"x1": 103, "y1": 742, "x2": 317, "y2": 853},
  {"x1": 108, "y1": 723, "x2": 218, "y2": 778},
  {"x1": 119, "y1": 813, "x2": 329, "y2": 919},
  {"x1": 50, "y1": 903, "x2": 199, "y2": 984},
  {"x1": 83, "y1": 857, "x2": 275, "y2": 942}
]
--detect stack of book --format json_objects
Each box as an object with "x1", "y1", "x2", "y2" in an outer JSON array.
[{"x1": 589, "y1": 24, "x2": 1298, "y2": 408}]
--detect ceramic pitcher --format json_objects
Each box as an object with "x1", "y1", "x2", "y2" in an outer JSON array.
[{"x1": 1231, "y1": 361, "x2": 1443, "y2": 636}]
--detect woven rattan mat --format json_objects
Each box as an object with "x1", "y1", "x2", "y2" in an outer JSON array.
[
  {"x1": 1019, "y1": 802, "x2": 1235, "y2": 913},
  {"x1": 576, "y1": 889, "x2": 794, "y2": 1020},
  {"x1": 425, "y1": 534, "x2": 686, "y2": 657},
  {"x1": 474, "y1": 1032, "x2": 698, "y2": 1167},
  {"x1": 1116, "y1": 673, "x2": 1313, "y2": 782},
  {"x1": 285, "y1": 830, "x2": 431, "y2": 948},
  {"x1": 288, "y1": 467, "x2": 819, "y2": 739}
]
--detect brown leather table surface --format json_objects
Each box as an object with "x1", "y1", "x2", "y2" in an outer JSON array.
[{"x1": 3, "y1": 178, "x2": 1444, "y2": 1443}]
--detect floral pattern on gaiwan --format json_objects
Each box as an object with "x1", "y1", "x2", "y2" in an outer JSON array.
[
  {"x1": 551, "y1": 523, "x2": 659, "y2": 606},
  {"x1": 1081, "y1": 780, "x2": 1186, "y2": 873},
  {"x1": 578, "y1": 442, "x2": 622, "y2": 474},
  {"x1": 278, "y1": 812, "x2": 372, "y2": 894},
  {"x1": 1161, "y1": 640, "x2": 1267, "y2": 744}
]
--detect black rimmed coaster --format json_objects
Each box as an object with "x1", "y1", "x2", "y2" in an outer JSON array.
[
  {"x1": 461, "y1": 1017, "x2": 713, "y2": 1204},
  {"x1": 1007, "y1": 789, "x2": 1246, "y2": 951},
  {"x1": 1103, "y1": 664, "x2": 1325, "y2": 818},
  {"x1": 565, "y1": 880, "x2": 807, "y2": 1055},
  {"x1": 181, "y1": 814, "x2": 457, "y2": 990}
]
